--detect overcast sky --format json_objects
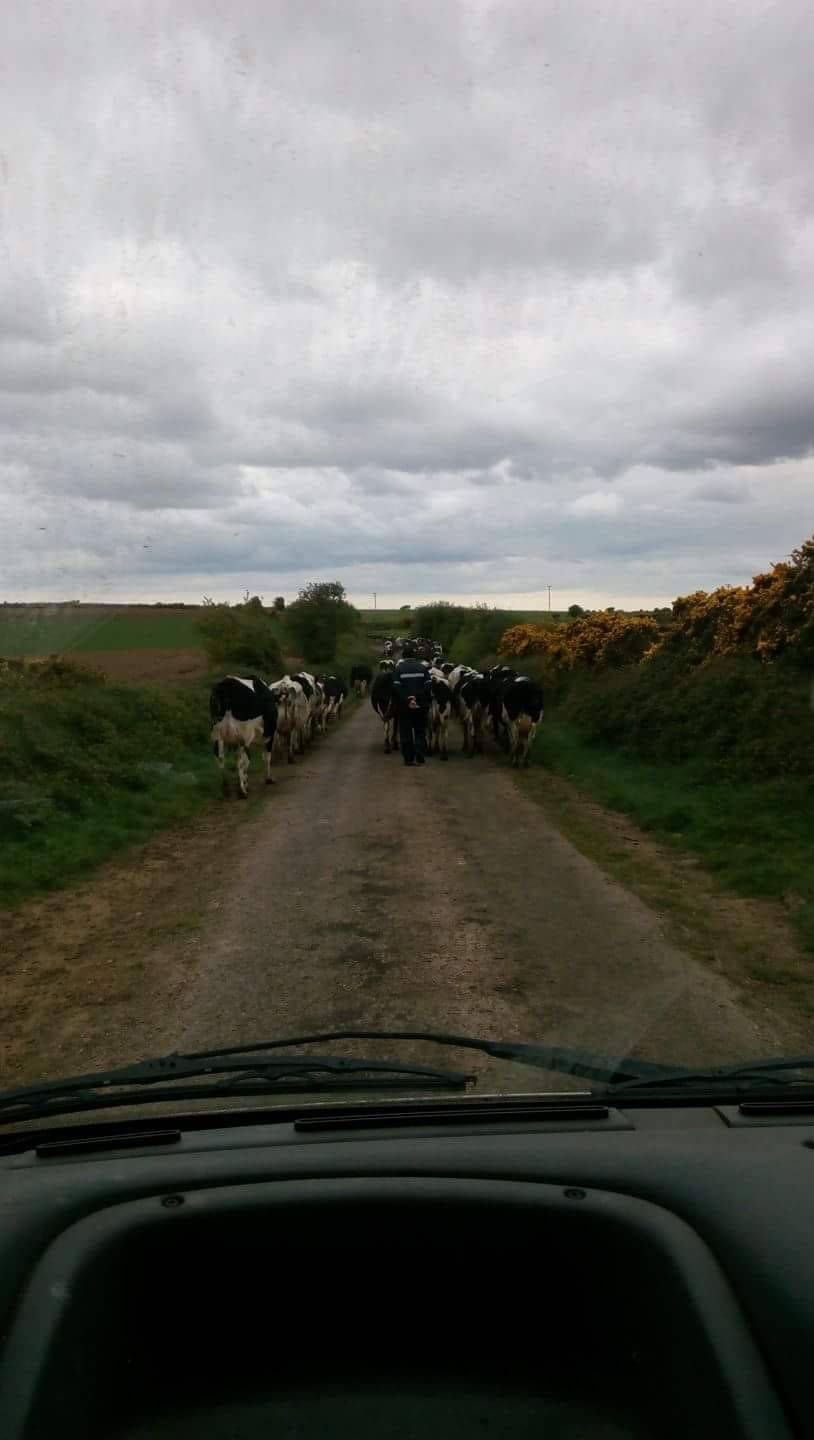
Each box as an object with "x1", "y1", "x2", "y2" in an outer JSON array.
[{"x1": 2, "y1": 0, "x2": 813, "y2": 609}]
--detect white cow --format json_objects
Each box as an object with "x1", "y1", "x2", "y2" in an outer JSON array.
[{"x1": 270, "y1": 678, "x2": 309, "y2": 762}]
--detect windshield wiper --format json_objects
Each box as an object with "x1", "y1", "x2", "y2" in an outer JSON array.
[
  {"x1": 0, "y1": 1029, "x2": 683, "y2": 1125},
  {"x1": 0, "y1": 1051, "x2": 476, "y2": 1123},
  {"x1": 609, "y1": 1055, "x2": 814, "y2": 1094}
]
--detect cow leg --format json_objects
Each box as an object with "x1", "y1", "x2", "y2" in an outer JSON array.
[
  {"x1": 263, "y1": 740, "x2": 275, "y2": 785},
  {"x1": 213, "y1": 735, "x2": 230, "y2": 794},
  {"x1": 237, "y1": 745, "x2": 251, "y2": 797},
  {"x1": 440, "y1": 717, "x2": 448, "y2": 760},
  {"x1": 287, "y1": 731, "x2": 296, "y2": 764}
]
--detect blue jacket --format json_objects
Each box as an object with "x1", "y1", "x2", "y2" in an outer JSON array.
[{"x1": 393, "y1": 658, "x2": 432, "y2": 706}]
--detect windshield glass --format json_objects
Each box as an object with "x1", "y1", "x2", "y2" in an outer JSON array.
[{"x1": 2, "y1": 1, "x2": 813, "y2": 1118}]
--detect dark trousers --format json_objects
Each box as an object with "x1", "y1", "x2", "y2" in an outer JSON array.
[{"x1": 399, "y1": 702, "x2": 428, "y2": 763}]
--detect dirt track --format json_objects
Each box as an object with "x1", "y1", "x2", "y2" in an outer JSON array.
[{"x1": 3, "y1": 697, "x2": 801, "y2": 1094}]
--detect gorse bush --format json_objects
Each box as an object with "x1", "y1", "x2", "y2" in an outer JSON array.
[
  {"x1": 658, "y1": 537, "x2": 814, "y2": 668},
  {"x1": 500, "y1": 612, "x2": 660, "y2": 668}
]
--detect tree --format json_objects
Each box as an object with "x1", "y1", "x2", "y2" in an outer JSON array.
[
  {"x1": 567, "y1": 604, "x2": 584, "y2": 618},
  {"x1": 284, "y1": 579, "x2": 360, "y2": 665},
  {"x1": 273, "y1": 596, "x2": 286, "y2": 612}
]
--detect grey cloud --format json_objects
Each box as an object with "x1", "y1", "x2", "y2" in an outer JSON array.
[{"x1": 1, "y1": 1, "x2": 813, "y2": 604}]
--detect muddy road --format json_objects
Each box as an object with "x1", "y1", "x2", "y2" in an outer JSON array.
[{"x1": 1, "y1": 699, "x2": 798, "y2": 1094}]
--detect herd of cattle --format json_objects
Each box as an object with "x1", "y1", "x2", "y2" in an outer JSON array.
[
  {"x1": 208, "y1": 645, "x2": 543, "y2": 796},
  {"x1": 209, "y1": 669, "x2": 348, "y2": 797},
  {"x1": 370, "y1": 656, "x2": 544, "y2": 769}
]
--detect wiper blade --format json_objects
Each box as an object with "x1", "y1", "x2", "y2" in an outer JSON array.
[
  {"x1": 610, "y1": 1055, "x2": 814, "y2": 1094},
  {"x1": 177, "y1": 1029, "x2": 686, "y2": 1085},
  {"x1": 0, "y1": 1029, "x2": 690, "y2": 1126},
  {"x1": 0, "y1": 1053, "x2": 473, "y2": 1123}
]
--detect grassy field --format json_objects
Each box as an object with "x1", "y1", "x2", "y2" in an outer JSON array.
[
  {"x1": 533, "y1": 718, "x2": 814, "y2": 956},
  {"x1": 0, "y1": 609, "x2": 205, "y2": 656},
  {"x1": 71, "y1": 613, "x2": 206, "y2": 650}
]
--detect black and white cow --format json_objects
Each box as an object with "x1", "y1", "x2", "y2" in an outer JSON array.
[
  {"x1": 370, "y1": 671, "x2": 400, "y2": 753},
  {"x1": 428, "y1": 671, "x2": 452, "y2": 760},
  {"x1": 292, "y1": 671, "x2": 323, "y2": 739},
  {"x1": 322, "y1": 673, "x2": 347, "y2": 721},
  {"x1": 209, "y1": 675, "x2": 277, "y2": 798},
  {"x1": 351, "y1": 663, "x2": 373, "y2": 697},
  {"x1": 378, "y1": 657, "x2": 395, "y2": 672},
  {"x1": 485, "y1": 664, "x2": 518, "y2": 750},
  {"x1": 502, "y1": 675, "x2": 544, "y2": 767},
  {"x1": 456, "y1": 671, "x2": 490, "y2": 756}
]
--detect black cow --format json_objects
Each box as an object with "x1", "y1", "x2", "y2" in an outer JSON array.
[
  {"x1": 502, "y1": 675, "x2": 544, "y2": 767},
  {"x1": 350, "y1": 663, "x2": 373, "y2": 697},
  {"x1": 209, "y1": 675, "x2": 277, "y2": 798},
  {"x1": 370, "y1": 672, "x2": 400, "y2": 753}
]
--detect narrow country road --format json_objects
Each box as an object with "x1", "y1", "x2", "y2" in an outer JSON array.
[
  {"x1": 147, "y1": 699, "x2": 768, "y2": 1091},
  {"x1": 3, "y1": 698, "x2": 784, "y2": 1094}
]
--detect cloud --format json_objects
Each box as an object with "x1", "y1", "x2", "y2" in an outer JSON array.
[{"x1": 0, "y1": 0, "x2": 813, "y2": 605}]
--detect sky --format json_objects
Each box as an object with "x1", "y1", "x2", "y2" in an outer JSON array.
[{"x1": 1, "y1": 0, "x2": 813, "y2": 611}]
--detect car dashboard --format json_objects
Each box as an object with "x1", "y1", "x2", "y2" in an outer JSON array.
[{"x1": 0, "y1": 1093, "x2": 812, "y2": 1439}]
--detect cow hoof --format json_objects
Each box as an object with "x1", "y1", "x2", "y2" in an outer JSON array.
[
  {"x1": 265, "y1": 776, "x2": 275, "y2": 786},
  {"x1": 238, "y1": 790, "x2": 248, "y2": 800}
]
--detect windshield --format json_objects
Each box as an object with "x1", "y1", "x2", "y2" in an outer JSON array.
[{"x1": 2, "y1": 1, "x2": 813, "y2": 1119}]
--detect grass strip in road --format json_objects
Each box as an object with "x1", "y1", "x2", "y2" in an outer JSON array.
[{"x1": 524, "y1": 718, "x2": 814, "y2": 958}]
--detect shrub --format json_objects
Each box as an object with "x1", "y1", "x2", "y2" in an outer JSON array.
[
  {"x1": 197, "y1": 598, "x2": 283, "y2": 675},
  {"x1": 453, "y1": 606, "x2": 515, "y2": 667},
  {"x1": 411, "y1": 602, "x2": 468, "y2": 652},
  {"x1": 500, "y1": 613, "x2": 659, "y2": 669}
]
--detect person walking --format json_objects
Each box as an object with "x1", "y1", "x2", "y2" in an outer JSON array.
[{"x1": 392, "y1": 642, "x2": 432, "y2": 767}]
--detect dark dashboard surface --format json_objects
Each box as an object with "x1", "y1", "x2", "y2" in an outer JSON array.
[{"x1": 0, "y1": 1097, "x2": 811, "y2": 1438}]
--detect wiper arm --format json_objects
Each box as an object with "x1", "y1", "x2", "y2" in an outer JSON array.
[
  {"x1": 610, "y1": 1055, "x2": 814, "y2": 1094},
  {"x1": 0, "y1": 1053, "x2": 473, "y2": 1123}
]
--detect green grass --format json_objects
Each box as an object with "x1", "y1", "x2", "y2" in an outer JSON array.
[
  {"x1": 0, "y1": 611, "x2": 207, "y2": 656},
  {"x1": 0, "y1": 615, "x2": 106, "y2": 655},
  {"x1": 533, "y1": 718, "x2": 814, "y2": 954},
  {"x1": 0, "y1": 673, "x2": 225, "y2": 905},
  {"x1": 72, "y1": 613, "x2": 206, "y2": 650}
]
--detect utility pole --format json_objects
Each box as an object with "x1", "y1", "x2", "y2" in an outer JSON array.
[
  {"x1": 547, "y1": 585, "x2": 552, "y2": 612},
  {"x1": 373, "y1": 592, "x2": 377, "y2": 610}
]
